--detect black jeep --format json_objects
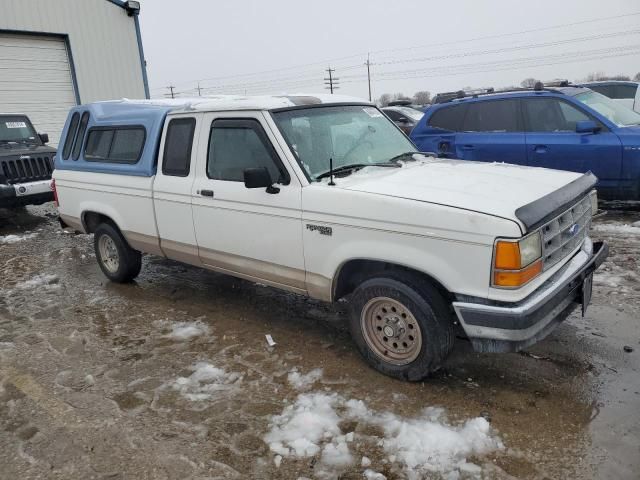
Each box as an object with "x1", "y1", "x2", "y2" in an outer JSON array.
[{"x1": 0, "y1": 114, "x2": 56, "y2": 208}]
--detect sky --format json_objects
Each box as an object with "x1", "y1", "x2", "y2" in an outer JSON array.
[{"x1": 139, "y1": 0, "x2": 640, "y2": 102}]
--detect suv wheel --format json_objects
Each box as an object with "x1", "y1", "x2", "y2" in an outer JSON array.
[
  {"x1": 348, "y1": 272, "x2": 454, "y2": 381},
  {"x1": 94, "y1": 223, "x2": 142, "y2": 283}
]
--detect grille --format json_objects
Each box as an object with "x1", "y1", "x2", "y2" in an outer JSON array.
[
  {"x1": 0, "y1": 156, "x2": 54, "y2": 184},
  {"x1": 541, "y1": 195, "x2": 592, "y2": 270}
]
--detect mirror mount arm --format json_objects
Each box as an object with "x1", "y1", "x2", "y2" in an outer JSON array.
[{"x1": 266, "y1": 185, "x2": 280, "y2": 194}]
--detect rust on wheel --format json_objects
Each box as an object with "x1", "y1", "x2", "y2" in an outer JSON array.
[{"x1": 360, "y1": 296, "x2": 422, "y2": 365}]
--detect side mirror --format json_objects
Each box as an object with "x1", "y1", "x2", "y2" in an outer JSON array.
[
  {"x1": 39, "y1": 132, "x2": 49, "y2": 144},
  {"x1": 575, "y1": 120, "x2": 600, "y2": 134},
  {"x1": 397, "y1": 117, "x2": 409, "y2": 124},
  {"x1": 243, "y1": 167, "x2": 280, "y2": 194}
]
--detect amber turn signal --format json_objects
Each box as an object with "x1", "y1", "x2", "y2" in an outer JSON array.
[
  {"x1": 493, "y1": 260, "x2": 543, "y2": 287},
  {"x1": 494, "y1": 241, "x2": 521, "y2": 270}
]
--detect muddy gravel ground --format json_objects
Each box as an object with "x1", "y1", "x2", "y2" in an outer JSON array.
[{"x1": 0, "y1": 204, "x2": 638, "y2": 480}]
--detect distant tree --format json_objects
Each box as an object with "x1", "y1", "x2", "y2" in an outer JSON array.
[
  {"x1": 607, "y1": 74, "x2": 631, "y2": 81},
  {"x1": 378, "y1": 93, "x2": 392, "y2": 106},
  {"x1": 583, "y1": 72, "x2": 630, "y2": 82},
  {"x1": 413, "y1": 91, "x2": 431, "y2": 105},
  {"x1": 585, "y1": 72, "x2": 606, "y2": 82},
  {"x1": 635, "y1": 72, "x2": 640, "y2": 82},
  {"x1": 520, "y1": 78, "x2": 540, "y2": 88}
]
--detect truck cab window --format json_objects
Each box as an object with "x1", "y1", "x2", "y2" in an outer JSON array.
[
  {"x1": 85, "y1": 127, "x2": 145, "y2": 163},
  {"x1": 72, "y1": 112, "x2": 90, "y2": 160},
  {"x1": 207, "y1": 119, "x2": 288, "y2": 184},
  {"x1": 62, "y1": 112, "x2": 80, "y2": 159},
  {"x1": 162, "y1": 118, "x2": 195, "y2": 177}
]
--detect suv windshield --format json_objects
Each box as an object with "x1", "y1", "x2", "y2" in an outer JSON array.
[
  {"x1": 574, "y1": 91, "x2": 640, "y2": 127},
  {"x1": 0, "y1": 115, "x2": 41, "y2": 144},
  {"x1": 272, "y1": 105, "x2": 417, "y2": 181}
]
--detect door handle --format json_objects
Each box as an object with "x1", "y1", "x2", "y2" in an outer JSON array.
[
  {"x1": 534, "y1": 145, "x2": 548, "y2": 154},
  {"x1": 199, "y1": 189, "x2": 214, "y2": 197}
]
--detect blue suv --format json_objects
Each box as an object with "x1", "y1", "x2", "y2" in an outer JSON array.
[{"x1": 410, "y1": 86, "x2": 640, "y2": 200}]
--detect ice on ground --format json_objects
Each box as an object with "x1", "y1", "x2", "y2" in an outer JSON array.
[
  {"x1": 265, "y1": 393, "x2": 342, "y2": 458},
  {"x1": 375, "y1": 407, "x2": 499, "y2": 475},
  {"x1": 0, "y1": 233, "x2": 37, "y2": 244},
  {"x1": 592, "y1": 223, "x2": 640, "y2": 235},
  {"x1": 264, "y1": 393, "x2": 503, "y2": 478},
  {"x1": 167, "y1": 321, "x2": 210, "y2": 341},
  {"x1": 15, "y1": 274, "x2": 58, "y2": 290},
  {"x1": 171, "y1": 362, "x2": 241, "y2": 401},
  {"x1": 287, "y1": 368, "x2": 323, "y2": 390},
  {"x1": 364, "y1": 470, "x2": 387, "y2": 480}
]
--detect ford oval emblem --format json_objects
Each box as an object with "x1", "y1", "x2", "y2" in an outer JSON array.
[{"x1": 568, "y1": 224, "x2": 580, "y2": 236}]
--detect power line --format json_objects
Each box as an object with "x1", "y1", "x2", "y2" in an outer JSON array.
[
  {"x1": 374, "y1": 28, "x2": 640, "y2": 67},
  {"x1": 150, "y1": 11, "x2": 640, "y2": 93}
]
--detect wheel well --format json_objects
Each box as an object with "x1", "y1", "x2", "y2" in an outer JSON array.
[
  {"x1": 333, "y1": 260, "x2": 453, "y2": 303},
  {"x1": 82, "y1": 212, "x2": 117, "y2": 234}
]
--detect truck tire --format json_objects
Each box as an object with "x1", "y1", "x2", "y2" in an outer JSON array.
[
  {"x1": 94, "y1": 223, "x2": 142, "y2": 283},
  {"x1": 348, "y1": 272, "x2": 454, "y2": 381}
]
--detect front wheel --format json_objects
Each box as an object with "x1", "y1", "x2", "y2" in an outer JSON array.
[
  {"x1": 348, "y1": 272, "x2": 454, "y2": 381},
  {"x1": 94, "y1": 223, "x2": 142, "y2": 283}
]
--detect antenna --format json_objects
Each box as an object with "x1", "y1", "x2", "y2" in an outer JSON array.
[{"x1": 328, "y1": 157, "x2": 335, "y2": 186}]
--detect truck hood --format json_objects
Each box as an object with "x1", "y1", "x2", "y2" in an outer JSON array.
[{"x1": 334, "y1": 157, "x2": 584, "y2": 228}]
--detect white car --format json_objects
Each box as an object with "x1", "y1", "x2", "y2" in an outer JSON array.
[
  {"x1": 53, "y1": 95, "x2": 608, "y2": 380},
  {"x1": 577, "y1": 81, "x2": 640, "y2": 113}
]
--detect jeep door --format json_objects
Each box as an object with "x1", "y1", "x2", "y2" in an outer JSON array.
[
  {"x1": 191, "y1": 112, "x2": 306, "y2": 292},
  {"x1": 454, "y1": 99, "x2": 527, "y2": 165},
  {"x1": 522, "y1": 97, "x2": 623, "y2": 194}
]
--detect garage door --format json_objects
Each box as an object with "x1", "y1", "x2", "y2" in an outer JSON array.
[{"x1": 0, "y1": 33, "x2": 77, "y2": 147}]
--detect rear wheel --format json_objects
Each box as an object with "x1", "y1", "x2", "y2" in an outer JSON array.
[
  {"x1": 94, "y1": 223, "x2": 141, "y2": 283},
  {"x1": 348, "y1": 272, "x2": 454, "y2": 381}
]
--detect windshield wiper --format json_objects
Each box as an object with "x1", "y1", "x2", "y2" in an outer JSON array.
[
  {"x1": 388, "y1": 151, "x2": 420, "y2": 163},
  {"x1": 315, "y1": 162, "x2": 400, "y2": 181}
]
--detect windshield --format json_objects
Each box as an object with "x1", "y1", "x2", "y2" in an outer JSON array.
[
  {"x1": 574, "y1": 91, "x2": 640, "y2": 127},
  {"x1": 395, "y1": 106, "x2": 424, "y2": 121},
  {"x1": 272, "y1": 105, "x2": 417, "y2": 181},
  {"x1": 0, "y1": 115, "x2": 40, "y2": 144}
]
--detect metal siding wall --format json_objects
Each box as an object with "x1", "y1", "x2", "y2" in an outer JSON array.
[
  {"x1": 0, "y1": 0, "x2": 146, "y2": 104},
  {"x1": 0, "y1": 33, "x2": 77, "y2": 145}
]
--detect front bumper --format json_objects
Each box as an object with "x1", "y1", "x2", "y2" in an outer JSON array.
[
  {"x1": 0, "y1": 179, "x2": 54, "y2": 207},
  {"x1": 453, "y1": 238, "x2": 609, "y2": 353}
]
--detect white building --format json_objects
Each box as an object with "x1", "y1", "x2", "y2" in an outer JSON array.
[{"x1": 0, "y1": 0, "x2": 149, "y2": 145}]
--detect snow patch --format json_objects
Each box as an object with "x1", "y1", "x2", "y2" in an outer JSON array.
[
  {"x1": 167, "y1": 321, "x2": 210, "y2": 341},
  {"x1": 287, "y1": 368, "x2": 323, "y2": 390},
  {"x1": 592, "y1": 223, "x2": 640, "y2": 235},
  {"x1": 171, "y1": 362, "x2": 241, "y2": 401},
  {"x1": 264, "y1": 393, "x2": 503, "y2": 478},
  {"x1": 15, "y1": 274, "x2": 58, "y2": 290},
  {"x1": 364, "y1": 470, "x2": 387, "y2": 480},
  {"x1": 0, "y1": 233, "x2": 37, "y2": 244}
]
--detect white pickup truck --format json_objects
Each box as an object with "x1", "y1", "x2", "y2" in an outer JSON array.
[{"x1": 53, "y1": 95, "x2": 608, "y2": 380}]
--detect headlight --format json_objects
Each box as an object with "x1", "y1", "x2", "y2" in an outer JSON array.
[
  {"x1": 589, "y1": 190, "x2": 598, "y2": 216},
  {"x1": 493, "y1": 232, "x2": 543, "y2": 288}
]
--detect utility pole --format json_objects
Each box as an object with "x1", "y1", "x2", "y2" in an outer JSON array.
[
  {"x1": 324, "y1": 67, "x2": 339, "y2": 94},
  {"x1": 365, "y1": 53, "x2": 373, "y2": 101},
  {"x1": 167, "y1": 85, "x2": 176, "y2": 99},
  {"x1": 197, "y1": 82, "x2": 202, "y2": 97}
]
